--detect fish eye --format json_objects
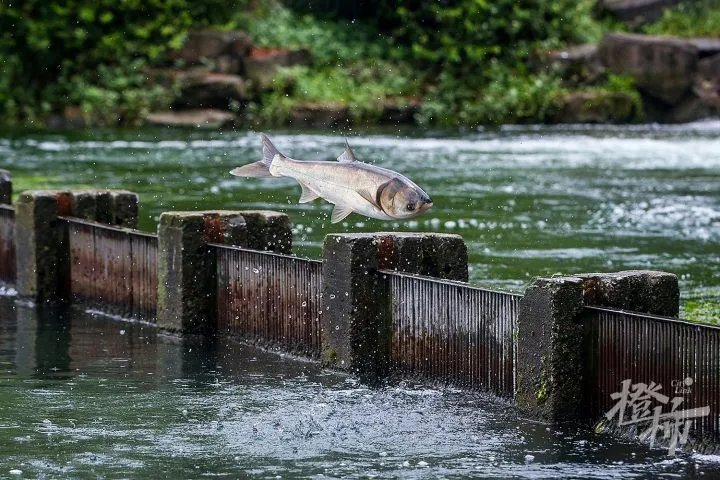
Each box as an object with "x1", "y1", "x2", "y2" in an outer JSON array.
[{"x1": 406, "y1": 203, "x2": 415, "y2": 212}]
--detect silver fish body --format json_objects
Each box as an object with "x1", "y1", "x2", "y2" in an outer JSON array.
[{"x1": 230, "y1": 134, "x2": 433, "y2": 224}]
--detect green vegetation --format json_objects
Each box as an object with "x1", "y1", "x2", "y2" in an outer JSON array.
[
  {"x1": 0, "y1": 0, "x2": 243, "y2": 125},
  {"x1": 644, "y1": 1, "x2": 720, "y2": 37},
  {"x1": 0, "y1": 0, "x2": 718, "y2": 128},
  {"x1": 684, "y1": 300, "x2": 720, "y2": 324}
]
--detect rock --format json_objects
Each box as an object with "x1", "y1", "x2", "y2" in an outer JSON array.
[
  {"x1": 245, "y1": 47, "x2": 312, "y2": 90},
  {"x1": 289, "y1": 103, "x2": 351, "y2": 128},
  {"x1": 597, "y1": 0, "x2": 685, "y2": 27},
  {"x1": 694, "y1": 53, "x2": 720, "y2": 108},
  {"x1": 145, "y1": 110, "x2": 236, "y2": 129},
  {"x1": 46, "y1": 105, "x2": 86, "y2": 129},
  {"x1": 549, "y1": 91, "x2": 638, "y2": 123},
  {"x1": 575, "y1": 270, "x2": 679, "y2": 317},
  {"x1": 545, "y1": 44, "x2": 604, "y2": 85},
  {"x1": 687, "y1": 38, "x2": 720, "y2": 58},
  {"x1": 167, "y1": 30, "x2": 253, "y2": 73},
  {"x1": 379, "y1": 99, "x2": 420, "y2": 124},
  {"x1": 174, "y1": 72, "x2": 247, "y2": 109},
  {"x1": 598, "y1": 33, "x2": 698, "y2": 105}
]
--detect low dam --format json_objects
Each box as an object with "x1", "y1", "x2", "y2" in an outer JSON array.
[{"x1": 0, "y1": 169, "x2": 718, "y2": 463}]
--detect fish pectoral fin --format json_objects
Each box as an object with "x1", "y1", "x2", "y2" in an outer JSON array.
[
  {"x1": 330, "y1": 204, "x2": 354, "y2": 224},
  {"x1": 356, "y1": 188, "x2": 379, "y2": 209},
  {"x1": 298, "y1": 181, "x2": 320, "y2": 203}
]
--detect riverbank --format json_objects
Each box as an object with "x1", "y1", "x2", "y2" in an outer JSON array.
[{"x1": 1, "y1": 1, "x2": 719, "y2": 130}]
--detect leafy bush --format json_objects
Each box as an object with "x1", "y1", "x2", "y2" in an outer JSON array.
[
  {"x1": 250, "y1": 61, "x2": 420, "y2": 124},
  {"x1": 387, "y1": 0, "x2": 601, "y2": 75},
  {"x1": 0, "y1": 0, "x2": 244, "y2": 123},
  {"x1": 643, "y1": 1, "x2": 720, "y2": 37}
]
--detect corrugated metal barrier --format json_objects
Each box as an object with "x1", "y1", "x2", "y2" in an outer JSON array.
[
  {"x1": 383, "y1": 271, "x2": 520, "y2": 397},
  {"x1": 0, "y1": 205, "x2": 15, "y2": 283},
  {"x1": 66, "y1": 218, "x2": 158, "y2": 320},
  {"x1": 214, "y1": 244, "x2": 323, "y2": 357},
  {"x1": 584, "y1": 306, "x2": 720, "y2": 442}
]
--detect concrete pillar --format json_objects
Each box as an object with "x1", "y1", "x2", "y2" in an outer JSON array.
[
  {"x1": 515, "y1": 269, "x2": 679, "y2": 422},
  {"x1": 0, "y1": 169, "x2": 11, "y2": 205},
  {"x1": 95, "y1": 190, "x2": 139, "y2": 228},
  {"x1": 157, "y1": 211, "x2": 248, "y2": 335},
  {"x1": 321, "y1": 232, "x2": 467, "y2": 383},
  {"x1": 575, "y1": 270, "x2": 679, "y2": 317},
  {"x1": 70, "y1": 191, "x2": 97, "y2": 221},
  {"x1": 236, "y1": 210, "x2": 292, "y2": 253},
  {"x1": 15, "y1": 191, "x2": 73, "y2": 303},
  {"x1": 515, "y1": 276, "x2": 585, "y2": 422}
]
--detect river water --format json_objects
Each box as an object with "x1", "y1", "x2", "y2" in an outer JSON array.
[
  {"x1": 1, "y1": 123, "x2": 718, "y2": 309},
  {"x1": 2, "y1": 296, "x2": 720, "y2": 478},
  {"x1": 0, "y1": 124, "x2": 719, "y2": 477}
]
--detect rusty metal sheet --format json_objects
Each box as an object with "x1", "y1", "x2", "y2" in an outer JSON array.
[
  {"x1": 214, "y1": 244, "x2": 323, "y2": 358},
  {"x1": 585, "y1": 307, "x2": 720, "y2": 442},
  {"x1": 66, "y1": 218, "x2": 157, "y2": 321},
  {"x1": 384, "y1": 271, "x2": 520, "y2": 397},
  {"x1": 0, "y1": 205, "x2": 15, "y2": 283}
]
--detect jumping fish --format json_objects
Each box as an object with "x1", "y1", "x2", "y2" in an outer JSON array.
[{"x1": 230, "y1": 134, "x2": 433, "y2": 224}]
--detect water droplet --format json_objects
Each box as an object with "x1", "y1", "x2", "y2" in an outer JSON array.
[
  {"x1": 329, "y1": 294, "x2": 336, "y2": 299},
  {"x1": 253, "y1": 268, "x2": 260, "y2": 274},
  {"x1": 301, "y1": 301, "x2": 307, "y2": 307}
]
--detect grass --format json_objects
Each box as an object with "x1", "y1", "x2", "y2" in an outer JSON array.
[{"x1": 643, "y1": 2, "x2": 720, "y2": 37}]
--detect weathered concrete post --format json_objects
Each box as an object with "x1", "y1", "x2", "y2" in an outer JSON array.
[
  {"x1": 14, "y1": 189, "x2": 142, "y2": 303},
  {"x1": 0, "y1": 169, "x2": 11, "y2": 204},
  {"x1": 15, "y1": 191, "x2": 73, "y2": 303},
  {"x1": 95, "y1": 190, "x2": 139, "y2": 228},
  {"x1": 516, "y1": 277, "x2": 585, "y2": 422},
  {"x1": 575, "y1": 270, "x2": 679, "y2": 316},
  {"x1": 157, "y1": 210, "x2": 254, "y2": 334},
  {"x1": 321, "y1": 232, "x2": 467, "y2": 384},
  {"x1": 236, "y1": 210, "x2": 292, "y2": 253},
  {"x1": 516, "y1": 270, "x2": 680, "y2": 422}
]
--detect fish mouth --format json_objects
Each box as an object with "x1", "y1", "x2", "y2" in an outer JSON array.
[{"x1": 420, "y1": 201, "x2": 434, "y2": 211}]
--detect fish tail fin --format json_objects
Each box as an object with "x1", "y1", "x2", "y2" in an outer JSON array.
[
  {"x1": 229, "y1": 133, "x2": 286, "y2": 178},
  {"x1": 260, "y1": 132, "x2": 287, "y2": 166}
]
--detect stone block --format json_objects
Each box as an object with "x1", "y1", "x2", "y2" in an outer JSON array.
[
  {"x1": 236, "y1": 210, "x2": 292, "y2": 253},
  {"x1": 549, "y1": 91, "x2": 639, "y2": 123},
  {"x1": 575, "y1": 270, "x2": 680, "y2": 317},
  {"x1": 14, "y1": 191, "x2": 72, "y2": 303},
  {"x1": 321, "y1": 232, "x2": 468, "y2": 382},
  {"x1": 0, "y1": 169, "x2": 11, "y2": 205},
  {"x1": 598, "y1": 0, "x2": 684, "y2": 27},
  {"x1": 167, "y1": 30, "x2": 253, "y2": 68},
  {"x1": 145, "y1": 110, "x2": 237, "y2": 129},
  {"x1": 71, "y1": 191, "x2": 97, "y2": 221},
  {"x1": 245, "y1": 47, "x2": 312, "y2": 90},
  {"x1": 516, "y1": 277, "x2": 585, "y2": 422},
  {"x1": 95, "y1": 190, "x2": 139, "y2": 228},
  {"x1": 174, "y1": 72, "x2": 247, "y2": 109},
  {"x1": 598, "y1": 33, "x2": 699, "y2": 105},
  {"x1": 157, "y1": 211, "x2": 248, "y2": 334}
]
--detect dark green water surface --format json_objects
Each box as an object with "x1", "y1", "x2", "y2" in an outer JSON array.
[
  {"x1": 1, "y1": 297, "x2": 719, "y2": 478},
  {"x1": 1, "y1": 123, "x2": 717, "y2": 310}
]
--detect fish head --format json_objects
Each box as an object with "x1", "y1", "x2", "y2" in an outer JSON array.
[{"x1": 378, "y1": 177, "x2": 433, "y2": 219}]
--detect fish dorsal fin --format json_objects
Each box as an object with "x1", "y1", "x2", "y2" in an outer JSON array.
[
  {"x1": 261, "y1": 133, "x2": 286, "y2": 166},
  {"x1": 330, "y1": 204, "x2": 353, "y2": 223},
  {"x1": 337, "y1": 139, "x2": 358, "y2": 163},
  {"x1": 298, "y1": 181, "x2": 320, "y2": 203}
]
